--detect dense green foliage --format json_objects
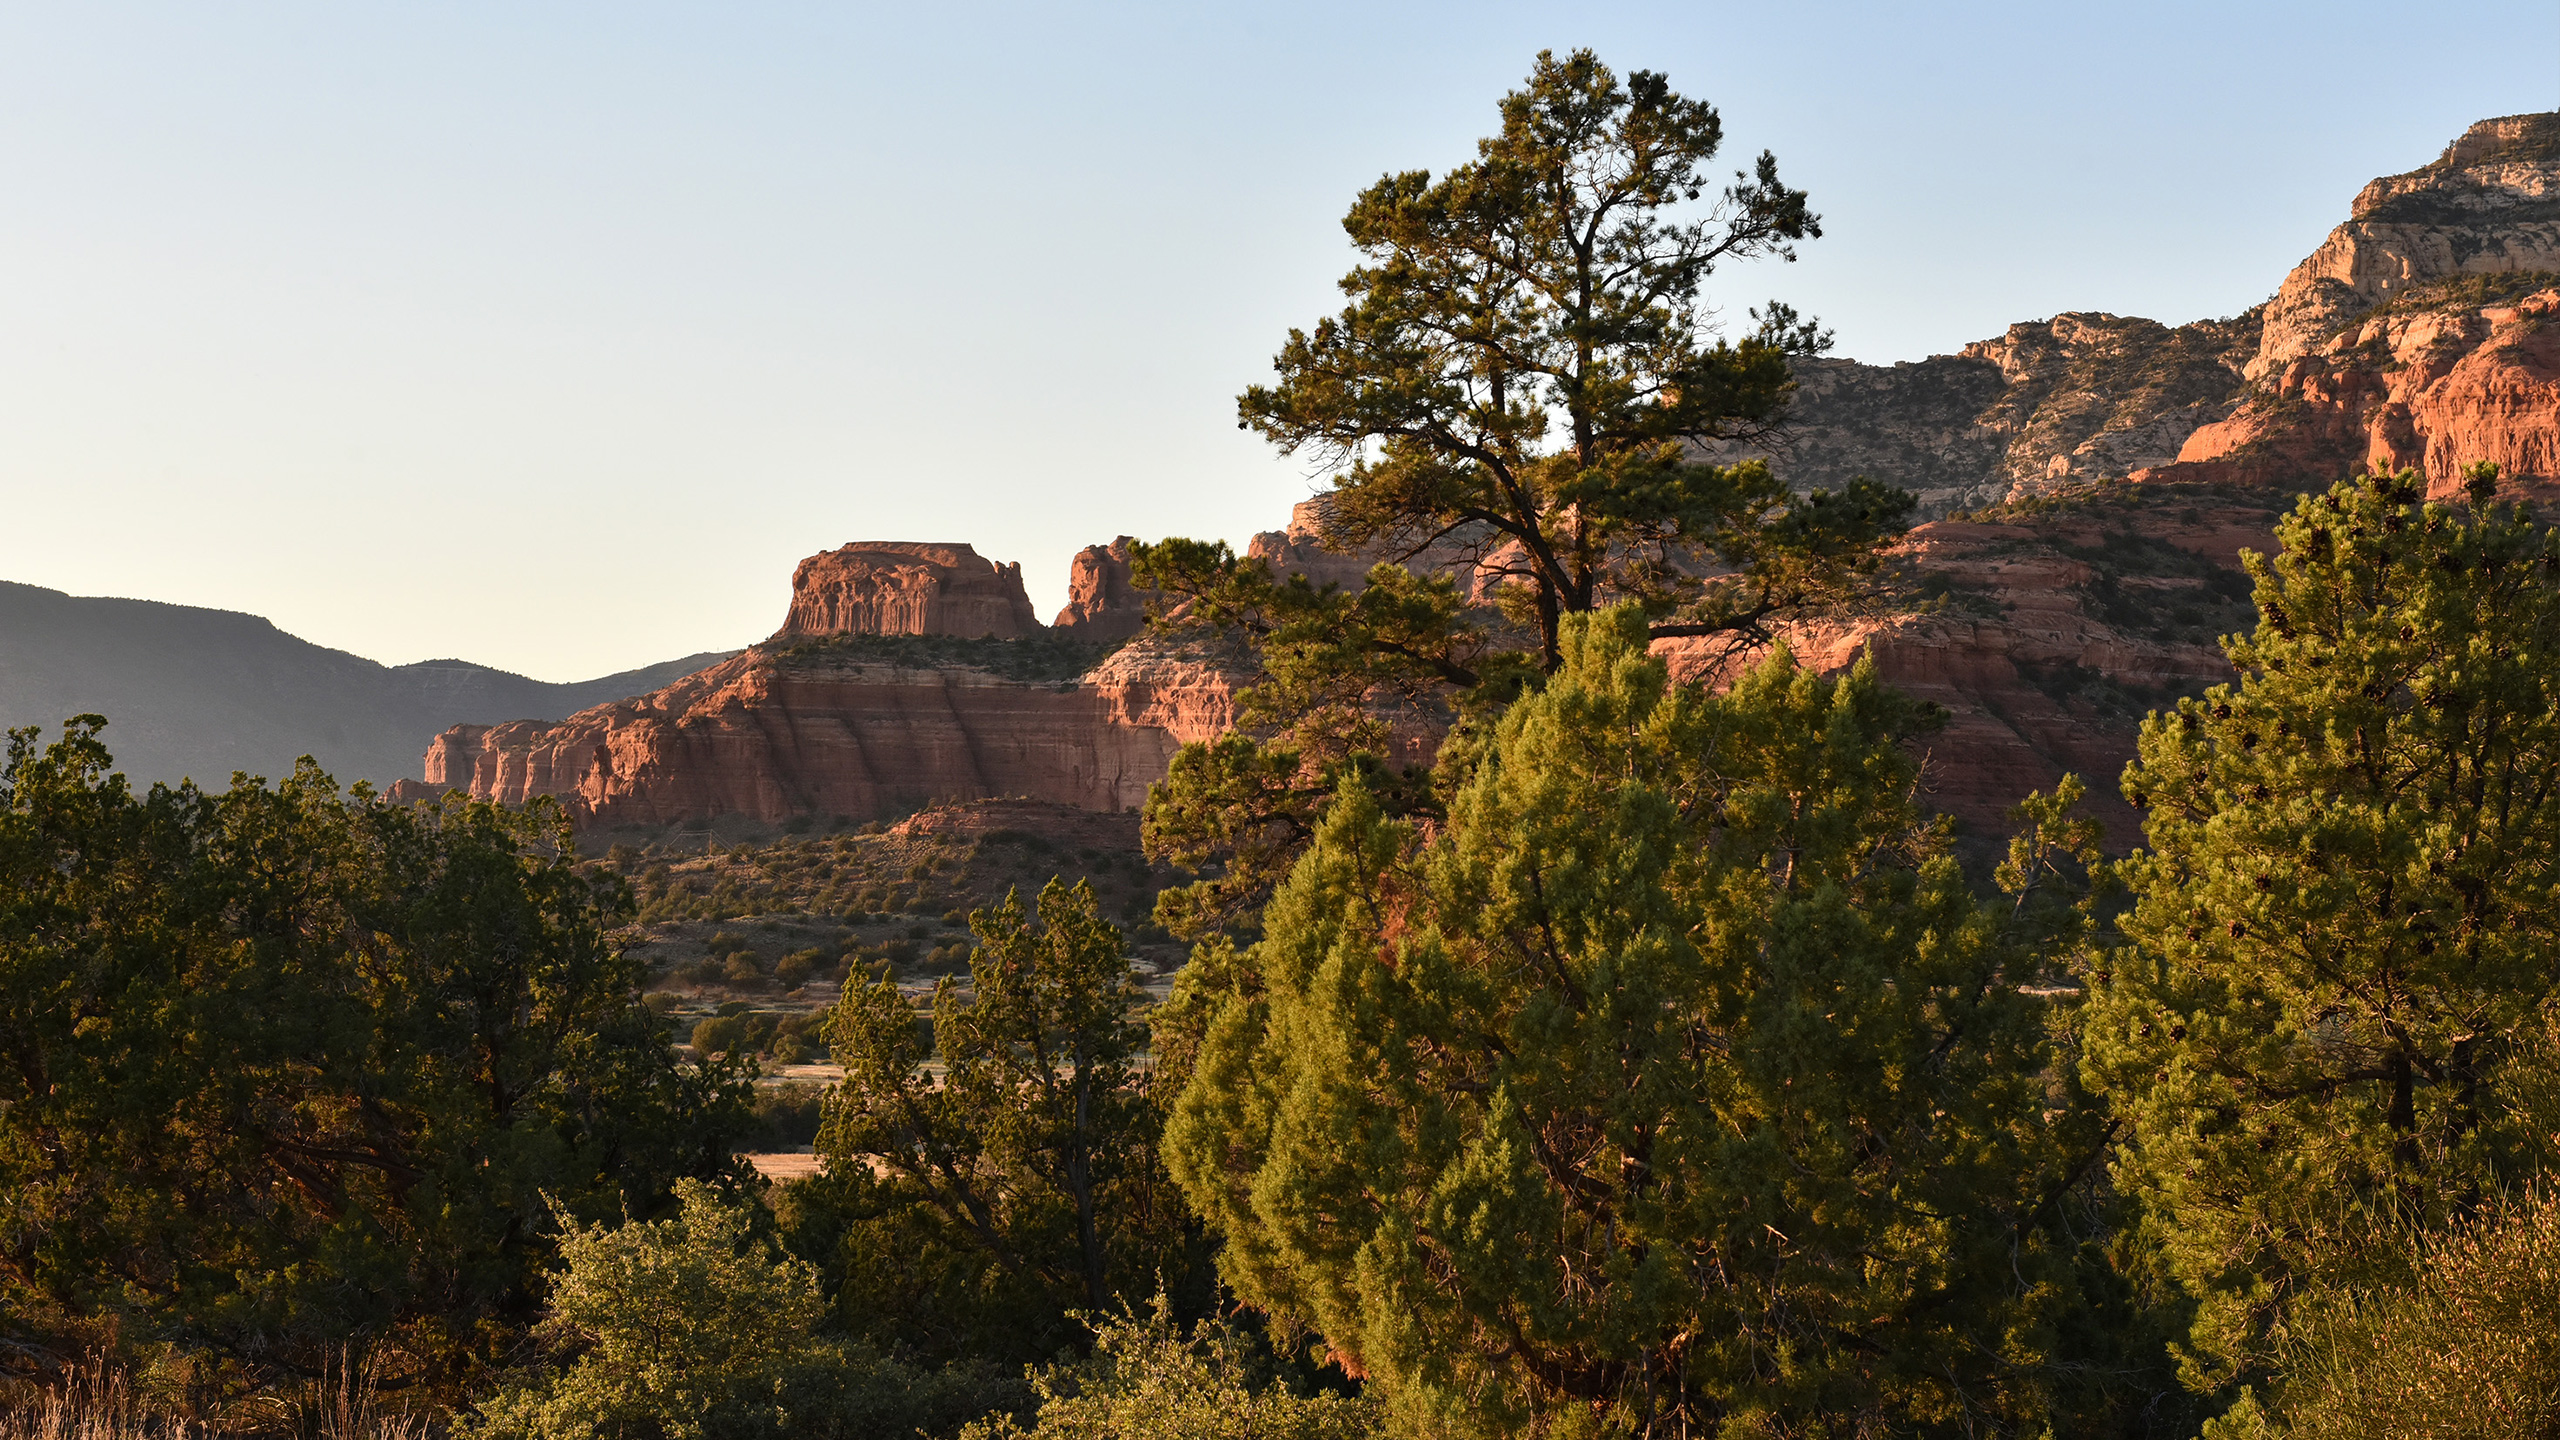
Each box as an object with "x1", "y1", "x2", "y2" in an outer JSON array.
[
  {"x1": 0, "y1": 718, "x2": 747, "y2": 1386},
  {"x1": 469, "y1": 1181, "x2": 1014, "y2": 1440},
  {"x1": 958, "y1": 1295, "x2": 1382, "y2": 1440},
  {"x1": 2088, "y1": 466, "x2": 2560, "y2": 1385},
  {"x1": 796, "y1": 881, "x2": 1203, "y2": 1363},
  {"x1": 1165, "y1": 607, "x2": 2109, "y2": 1438}
]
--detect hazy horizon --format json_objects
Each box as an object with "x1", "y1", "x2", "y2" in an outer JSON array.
[{"x1": 3, "y1": 1, "x2": 2554, "y2": 681}]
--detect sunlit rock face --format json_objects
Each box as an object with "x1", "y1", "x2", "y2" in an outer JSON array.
[
  {"x1": 1050, "y1": 536, "x2": 1153, "y2": 643},
  {"x1": 401, "y1": 638, "x2": 1238, "y2": 826},
  {"x1": 398, "y1": 116, "x2": 2560, "y2": 850},
  {"x1": 773, "y1": 542, "x2": 1043, "y2": 640},
  {"x1": 1702, "y1": 113, "x2": 2560, "y2": 516},
  {"x1": 2246, "y1": 113, "x2": 2560, "y2": 384}
]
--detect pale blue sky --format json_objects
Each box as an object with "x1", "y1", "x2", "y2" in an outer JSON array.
[{"x1": 2, "y1": 2, "x2": 2552, "y2": 680}]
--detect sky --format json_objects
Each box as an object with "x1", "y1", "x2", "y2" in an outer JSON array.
[{"x1": 1, "y1": 2, "x2": 2553, "y2": 681}]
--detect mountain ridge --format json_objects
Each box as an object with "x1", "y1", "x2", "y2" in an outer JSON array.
[{"x1": 0, "y1": 579, "x2": 732, "y2": 790}]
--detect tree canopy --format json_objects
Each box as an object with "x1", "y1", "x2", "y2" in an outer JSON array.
[
  {"x1": 1223, "y1": 47, "x2": 1905, "y2": 672},
  {"x1": 805, "y1": 880, "x2": 1203, "y2": 1362},
  {"x1": 2087, "y1": 465, "x2": 2560, "y2": 1387},
  {"x1": 1164, "y1": 606, "x2": 2108, "y2": 1438},
  {"x1": 0, "y1": 718, "x2": 747, "y2": 1384},
  {"x1": 1133, "y1": 50, "x2": 1913, "y2": 938}
]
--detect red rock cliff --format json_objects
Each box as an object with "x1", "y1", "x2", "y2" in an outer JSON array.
[
  {"x1": 406, "y1": 116, "x2": 2558, "y2": 849},
  {"x1": 2150, "y1": 288, "x2": 2560, "y2": 498},
  {"x1": 411, "y1": 638, "x2": 1242, "y2": 826},
  {"x1": 775, "y1": 542, "x2": 1042, "y2": 640},
  {"x1": 1051, "y1": 537, "x2": 1154, "y2": 643}
]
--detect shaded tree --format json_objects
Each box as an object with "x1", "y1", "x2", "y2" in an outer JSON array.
[
  {"x1": 0, "y1": 718, "x2": 748, "y2": 1385},
  {"x1": 467, "y1": 1180, "x2": 1016, "y2": 1440},
  {"x1": 806, "y1": 880, "x2": 1203, "y2": 1363}
]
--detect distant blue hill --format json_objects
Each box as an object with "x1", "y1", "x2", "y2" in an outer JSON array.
[{"x1": 0, "y1": 580, "x2": 732, "y2": 790}]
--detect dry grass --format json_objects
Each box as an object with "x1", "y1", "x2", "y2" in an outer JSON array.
[
  {"x1": 0, "y1": 1353, "x2": 432, "y2": 1440},
  {"x1": 2281, "y1": 1184, "x2": 2560, "y2": 1438}
]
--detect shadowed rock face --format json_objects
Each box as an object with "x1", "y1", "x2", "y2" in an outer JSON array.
[
  {"x1": 1656, "y1": 485, "x2": 2278, "y2": 858},
  {"x1": 1705, "y1": 312, "x2": 2263, "y2": 517},
  {"x1": 774, "y1": 542, "x2": 1042, "y2": 640}
]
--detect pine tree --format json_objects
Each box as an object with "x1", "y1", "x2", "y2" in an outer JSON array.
[
  {"x1": 1164, "y1": 606, "x2": 2103, "y2": 1438},
  {"x1": 0, "y1": 718, "x2": 748, "y2": 1382},
  {"x1": 2085, "y1": 464, "x2": 2560, "y2": 1388},
  {"x1": 811, "y1": 880, "x2": 1201, "y2": 1360},
  {"x1": 1134, "y1": 50, "x2": 1911, "y2": 937}
]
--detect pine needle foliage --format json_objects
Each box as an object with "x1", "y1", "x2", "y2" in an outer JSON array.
[
  {"x1": 811, "y1": 881, "x2": 1200, "y2": 1360},
  {"x1": 1164, "y1": 606, "x2": 2106, "y2": 1439},
  {"x1": 1133, "y1": 51, "x2": 1913, "y2": 939},
  {"x1": 2086, "y1": 464, "x2": 2560, "y2": 1388},
  {"x1": 0, "y1": 718, "x2": 747, "y2": 1385}
]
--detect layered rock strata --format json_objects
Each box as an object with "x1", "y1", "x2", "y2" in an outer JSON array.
[
  {"x1": 1712, "y1": 113, "x2": 2558, "y2": 517},
  {"x1": 406, "y1": 638, "x2": 1238, "y2": 826},
  {"x1": 406, "y1": 115, "x2": 2556, "y2": 849},
  {"x1": 774, "y1": 542, "x2": 1041, "y2": 640}
]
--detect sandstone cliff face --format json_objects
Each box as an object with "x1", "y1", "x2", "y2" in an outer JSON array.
[
  {"x1": 1712, "y1": 114, "x2": 2558, "y2": 517},
  {"x1": 774, "y1": 542, "x2": 1042, "y2": 640},
  {"x1": 1051, "y1": 536, "x2": 1153, "y2": 642},
  {"x1": 2249, "y1": 114, "x2": 2560, "y2": 382},
  {"x1": 409, "y1": 639, "x2": 1214, "y2": 826},
  {"x1": 2152, "y1": 286, "x2": 2560, "y2": 495}
]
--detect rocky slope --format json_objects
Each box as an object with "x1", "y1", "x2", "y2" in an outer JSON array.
[
  {"x1": 2247, "y1": 112, "x2": 2560, "y2": 383},
  {"x1": 2148, "y1": 282, "x2": 2560, "y2": 495},
  {"x1": 1656, "y1": 482, "x2": 2276, "y2": 851},
  {"x1": 1712, "y1": 113, "x2": 2560, "y2": 516},
  {"x1": 1708, "y1": 310, "x2": 2264, "y2": 516},
  {"x1": 0, "y1": 579, "x2": 728, "y2": 789},
  {"x1": 405, "y1": 114, "x2": 2557, "y2": 851}
]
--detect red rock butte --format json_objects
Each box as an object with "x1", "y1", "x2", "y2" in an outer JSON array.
[
  {"x1": 774, "y1": 542, "x2": 1043, "y2": 640},
  {"x1": 396, "y1": 114, "x2": 2559, "y2": 852}
]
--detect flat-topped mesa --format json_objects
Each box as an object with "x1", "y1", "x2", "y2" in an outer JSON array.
[{"x1": 773, "y1": 542, "x2": 1042, "y2": 641}]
